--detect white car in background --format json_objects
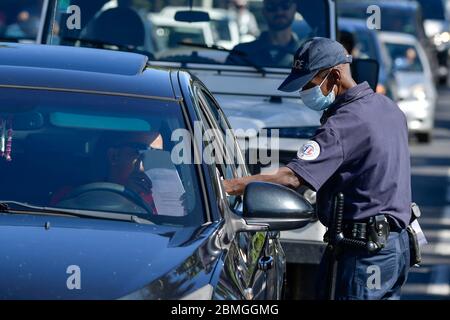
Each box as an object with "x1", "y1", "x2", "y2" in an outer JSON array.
[
  {"x1": 379, "y1": 32, "x2": 437, "y2": 143},
  {"x1": 149, "y1": 11, "x2": 239, "y2": 64},
  {"x1": 158, "y1": 7, "x2": 241, "y2": 50},
  {"x1": 149, "y1": 14, "x2": 216, "y2": 50}
]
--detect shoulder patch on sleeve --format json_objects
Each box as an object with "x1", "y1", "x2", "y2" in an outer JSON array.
[{"x1": 297, "y1": 140, "x2": 321, "y2": 161}]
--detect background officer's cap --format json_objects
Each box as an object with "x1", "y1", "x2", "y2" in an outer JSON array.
[{"x1": 278, "y1": 37, "x2": 353, "y2": 92}]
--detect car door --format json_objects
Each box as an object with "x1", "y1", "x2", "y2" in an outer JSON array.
[{"x1": 193, "y1": 84, "x2": 283, "y2": 300}]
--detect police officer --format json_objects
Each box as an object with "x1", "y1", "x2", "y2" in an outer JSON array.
[{"x1": 223, "y1": 37, "x2": 412, "y2": 300}]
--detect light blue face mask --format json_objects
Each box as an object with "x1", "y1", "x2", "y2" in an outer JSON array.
[{"x1": 299, "y1": 71, "x2": 336, "y2": 111}]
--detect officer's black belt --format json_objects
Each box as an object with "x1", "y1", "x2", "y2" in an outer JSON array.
[{"x1": 342, "y1": 215, "x2": 403, "y2": 241}]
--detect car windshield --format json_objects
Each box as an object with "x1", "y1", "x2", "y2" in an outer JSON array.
[
  {"x1": 45, "y1": 0, "x2": 330, "y2": 69},
  {"x1": 384, "y1": 42, "x2": 423, "y2": 72},
  {"x1": 338, "y1": 3, "x2": 418, "y2": 36},
  {"x1": 0, "y1": 0, "x2": 44, "y2": 42},
  {"x1": 0, "y1": 86, "x2": 205, "y2": 226}
]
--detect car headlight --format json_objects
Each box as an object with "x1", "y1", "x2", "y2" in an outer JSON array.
[
  {"x1": 180, "y1": 284, "x2": 214, "y2": 300},
  {"x1": 411, "y1": 85, "x2": 427, "y2": 101},
  {"x1": 399, "y1": 85, "x2": 427, "y2": 101},
  {"x1": 434, "y1": 31, "x2": 450, "y2": 47}
]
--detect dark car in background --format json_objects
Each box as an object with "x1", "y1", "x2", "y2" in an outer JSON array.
[
  {"x1": 338, "y1": 17, "x2": 398, "y2": 100},
  {"x1": 0, "y1": 43, "x2": 314, "y2": 299},
  {"x1": 337, "y1": 0, "x2": 441, "y2": 84},
  {"x1": 0, "y1": 0, "x2": 44, "y2": 43}
]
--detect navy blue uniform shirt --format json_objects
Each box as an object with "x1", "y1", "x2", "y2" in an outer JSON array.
[{"x1": 287, "y1": 82, "x2": 412, "y2": 228}]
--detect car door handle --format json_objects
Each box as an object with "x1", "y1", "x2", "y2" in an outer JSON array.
[{"x1": 258, "y1": 255, "x2": 274, "y2": 271}]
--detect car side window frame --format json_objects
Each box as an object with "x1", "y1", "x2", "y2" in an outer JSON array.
[
  {"x1": 188, "y1": 85, "x2": 227, "y2": 212},
  {"x1": 194, "y1": 86, "x2": 247, "y2": 211},
  {"x1": 190, "y1": 84, "x2": 243, "y2": 211},
  {"x1": 197, "y1": 88, "x2": 249, "y2": 178}
]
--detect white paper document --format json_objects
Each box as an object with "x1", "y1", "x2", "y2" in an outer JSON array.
[{"x1": 142, "y1": 150, "x2": 186, "y2": 217}]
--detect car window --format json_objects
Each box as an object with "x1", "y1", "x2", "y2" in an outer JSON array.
[
  {"x1": 384, "y1": 42, "x2": 424, "y2": 72},
  {"x1": 0, "y1": 86, "x2": 205, "y2": 226},
  {"x1": 200, "y1": 90, "x2": 248, "y2": 211},
  {"x1": 198, "y1": 89, "x2": 247, "y2": 176},
  {"x1": 0, "y1": 0, "x2": 44, "y2": 42},
  {"x1": 45, "y1": 0, "x2": 330, "y2": 69},
  {"x1": 352, "y1": 30, "x2": 378, "y2": 60},
  {"x1": 192, "y1": 85, "x2": 245, "y2": 210}
]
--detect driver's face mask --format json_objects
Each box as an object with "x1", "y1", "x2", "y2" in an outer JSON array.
[{"x1": 299, "y1": 71, "x2": 336, "y2": 111}]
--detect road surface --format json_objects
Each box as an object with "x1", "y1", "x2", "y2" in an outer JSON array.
[{"x1": 402, "y1": 87, "x2": 450, "y2": 300}]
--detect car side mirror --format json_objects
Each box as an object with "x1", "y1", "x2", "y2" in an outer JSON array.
[
  {"x1": 351, "y1": 58, "x2": 379, "y2": 91},
  {"x1": 242, "y1": 182, "x2": 314, "y2": 231}
]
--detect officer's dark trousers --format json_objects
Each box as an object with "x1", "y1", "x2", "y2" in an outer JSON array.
[{"x1": 318, "y1": 229, "x2": 411, "y2": 300}]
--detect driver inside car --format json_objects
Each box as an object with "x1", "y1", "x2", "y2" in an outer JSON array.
[
  {"x1": 50, "y1": 131, "x2": 162, "y2": 215},
  {"x1": 226, "y1": 0, "x2": 301, "y2": 68}
]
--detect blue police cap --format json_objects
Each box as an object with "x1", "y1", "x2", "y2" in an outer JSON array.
[{"x1": 278, "y1": 37, "x2": 353, "y2": 92}]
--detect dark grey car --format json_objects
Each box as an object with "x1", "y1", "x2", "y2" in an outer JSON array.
[
  {"x1": 338, "y1": 17, "x2": 398, "y2": 101},
  {"x1": 0, "y1": 43, "x2": 314, "y2": 299}
]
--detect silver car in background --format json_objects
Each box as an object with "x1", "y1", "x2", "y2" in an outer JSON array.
[{"x1": 379, "y1": 32, "x2": 437, "y2": 143}]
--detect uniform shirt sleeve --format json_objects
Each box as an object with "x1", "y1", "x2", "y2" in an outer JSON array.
[{"x1": 286, "y1": 127, "x2": 344, "y2": 191}]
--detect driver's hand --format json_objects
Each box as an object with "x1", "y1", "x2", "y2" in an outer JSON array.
[{"x1": 126, "y1": 170, "x2": 153, "y2": 195}]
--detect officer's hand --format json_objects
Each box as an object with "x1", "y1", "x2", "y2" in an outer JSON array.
[{"x1": 223, "y1": 179, "x2": 244, "y2": 196}]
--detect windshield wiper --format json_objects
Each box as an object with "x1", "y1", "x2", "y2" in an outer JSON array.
[
  {"x1": 177, "y1": 41, "x2": 267, "y2": 75},
  {"x1": 0, "y1": 201, "x2": 153, "y2": 225}
]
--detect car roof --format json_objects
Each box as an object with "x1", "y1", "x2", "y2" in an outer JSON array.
[
  {"x1": 377, "y1": 31, "x2": 419, "y2": 45},
  {"x1": 0, "y1": 43, "x2": 178, "y2": 101},
  {"x1": 338, "y1": 17, "x2": 374, "y2": 32}
]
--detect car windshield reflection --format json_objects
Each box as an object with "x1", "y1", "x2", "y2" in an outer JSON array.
[
  {"x1": 46, "y1": 0, "x2": 329, "y2": 69},
  {"x1": 0, "y1": 87, "x2": 205, "y2": 226}
]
